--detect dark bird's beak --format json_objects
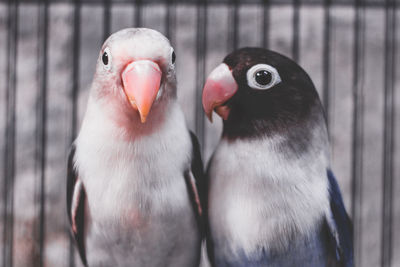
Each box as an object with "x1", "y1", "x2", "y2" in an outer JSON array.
[
  {"x1": 202, "y1": 63, "x2": 238, "y2": 122},
  {"x1": 122, "y1": 60, "x2": 162, "y2": 123}
]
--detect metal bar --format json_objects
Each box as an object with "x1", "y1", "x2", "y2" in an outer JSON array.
[
  {"x1": 292, "y1": 0, "x2": 300, "y2": 62},
  {"x1": 322, "y1": 0, "x2": 331, "y2": 131},
  {"x1": 195, "y1": 0, "x2": 207, "y2": 150},
  {"x1": 103, "y1": 0, "x2": 111, "y2": 41},
  {"x1": 68, "y1": 0, "x2": 81, "y2": 266},
  {"x1": 2, "y1": 0, "x2": 18, "y2": 266},
  {"x1": 134, "y1": 0, "x2": 142, "y2": 27},
  {"x1": 0, "y1": 0, "x2": 397, "y2": 7},
  {"x1": 351, "y1": 0, "x2": 365, "y2": 266},
  {"x1": 228, "y1": 0, "x2": 239, "y2": 51},
  {"x1": 262, "y1": 0, "x2": 270, "y2": 48},
  {"x1": 165, "y1": 0, "x2": 176, "y2": 43},
  {"x1": 380, "y1": 0, "x2": 396, "y2": 266},
  {"x1": 36, "y1": 0, "x2": 49, "y2": 266}
]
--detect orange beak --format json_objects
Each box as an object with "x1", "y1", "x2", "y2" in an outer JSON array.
[
  {"x1": 121, "y1": 60, "x2": 162, "y2": 123},
  {"x1": 202, "y1": 63, "x2": 238, "y2": 122}
]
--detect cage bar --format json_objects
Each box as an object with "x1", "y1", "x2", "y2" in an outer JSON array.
[
  {"x1": 292, "y1": 0, "x2": 300, "y2": 62},
  {"x1": 165, "y1": 0, "x2": 176, "y2": 42},
  {"x1": 195, "y1": 0, "x2": 207, "y2": 150},
  {"x1": 36, "y1": 0, "x2": 49, "y2": 266},
  {"x1": 68, "y1": 1, "x2": 81, "y2": 267},
  {"x1": 381, "y1": 0, "x2": 397, "y2": 266},
  {"x1": 134, "y1": 0, "x2": 142, "y2": 27},
  {"x1": 228, "y1": 0, "x2": 239, "y2": 51},
  {"x1": 351, "y1": 0, "x2": 366, "y2": 265},
  {"x1": 103, "y1": 0, "x2": 111, "y2": 41},
  {"x1": 262, "y1": 0, "x2": 270, "y2": 48},
  {"x1": 322, "y1": 0, "x2": 331, "y2": 130},
  {"x1": 2, "y1": 0, "x2": 18, "y2": 266}
]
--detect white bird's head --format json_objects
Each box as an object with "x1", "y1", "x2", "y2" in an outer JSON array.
[{"x1": 91, "y1": 28, "x2": 177, "y2": 124}]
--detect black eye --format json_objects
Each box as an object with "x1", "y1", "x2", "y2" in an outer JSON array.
[
  {"x1": 171, "y1": 51, "x2": 176, "y2": 64},
  {"x1": 255, "y1": 70, "x2": 272, "y2": 86},
  {"x1": 102, "y1": 52, "x2": 109, "y2": 65}
]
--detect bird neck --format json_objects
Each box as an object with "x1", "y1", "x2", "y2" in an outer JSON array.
[
  {"x1": 222, "y1": 104, "x2": 330, "y2": 160},
  {"x1": 82, "y1": 95, "x2": 174, "y2": 142}
]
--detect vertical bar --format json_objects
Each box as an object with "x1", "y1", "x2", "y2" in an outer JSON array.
[
  {"x1": 381, "y1": 0, "x2": 396, "y2": 266},
  {"x1": 3, "y1": 0, "x2": 18, "y2": 266},
  {"x1": 134, "y1": 0, "x2": 142, "y2": 27},
  {"x1": 68, "y1": 1, "x2": 81, "y2": 267},
  {"x1": 262, "y1": 0, "x2": 270, "y2": 49},
  {"x1": 292, "y1": 0, "x2": 300, "y2": 62},
  {"x1": 103, "y1": 0, "x2": 111, "y2": 41},
  {"x1": 195, "y1": 0, "x2": 207, "y2": 150},
  {"x1": 36, "y1": 0, "x2": 48, "y2": 266},
  {"x1": 165, "y1": 0, "x2": 176, "y2": 43},
  {"x1": 227, "y1": 0, "x2": 239, "y2": 51},
  {"x1": 322, "y1": 0, "x2": 331, "y2": 130},
  {"x1": 351, "y1": 0, "x2": 365, "y2": 265}
]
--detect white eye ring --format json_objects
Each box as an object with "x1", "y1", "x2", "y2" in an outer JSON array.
[
  {"x1": 246, "y1": 64, "x2": 281, "y2": 90},
  {"x1": 102, "y1": 47, "x2": 112, "y2": 71}
]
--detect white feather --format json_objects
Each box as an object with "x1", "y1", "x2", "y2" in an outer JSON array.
[
  {"x1": 208, "y1": 125, "x2": 331, "y2": 261},
  {"x1": 74, "y1": 99, "x2": 200, "y2": 266}
]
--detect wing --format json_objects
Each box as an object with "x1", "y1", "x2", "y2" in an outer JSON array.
[
  {"x1": 183, "y1": 131, "x2": 206, "y2": 236},
  {"x1": 204, "y1": 153, "x2": 216, "y2": 266},
  {"x1": 325, "y1": 169, "x2": 353, "y2": 267},
  {"x1": 66, "y1": 145, "x2": 88, "y2": 266}
]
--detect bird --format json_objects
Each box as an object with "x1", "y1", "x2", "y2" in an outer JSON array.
[
  {"x1": 66, "y1": 28, "x2": 204, "y2": 267},
  {"x1": 202, "y1": 47, "x2": 353, "y2": 267}
]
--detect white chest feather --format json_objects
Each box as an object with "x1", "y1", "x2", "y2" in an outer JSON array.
[
  {"x1": 75, "y1": 101, "x2": 192, "y2": 219},
  {"x1": 208, "y1": 133, "x2": 330, "y2": 259},
  {"x1": 73, "y1": 101, "x2": 201, "y2": 266}
]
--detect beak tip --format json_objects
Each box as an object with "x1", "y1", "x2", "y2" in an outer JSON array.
[
  {"x1": 140, "y1": 115, "x2": 147, "y2": 123},
  {"x1": 138, "y1": 110, "x2": 148, "y2": 123}
]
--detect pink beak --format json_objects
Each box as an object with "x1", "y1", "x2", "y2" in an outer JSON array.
[
  {"x1": 121, "y1": 60, "x2": 162, "y2": 123},
  {"x1": 202, "y1": 63, "x2": 238, "y2": 122}
]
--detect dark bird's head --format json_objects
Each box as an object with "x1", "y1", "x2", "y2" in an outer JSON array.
[{"x1": 202, "y1": 47, "x2": 326, "y2": 140}]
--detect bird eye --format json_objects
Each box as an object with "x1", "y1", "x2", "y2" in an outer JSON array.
[
  {"x1": 102, "y1": 52, "x2": 108, "y2": 65},
  {"x1": 171, "y1": 49, "x2": 176, "y2": 64},
  {"x1": 255, "y1": 70, "x2": 272, "y2": 85},
  {"x1": 102, "y1": 47, "x2": 112, "y2": 70},
  {"x1": 246, "y1": 64, "x2": 281, "y2": 90}
]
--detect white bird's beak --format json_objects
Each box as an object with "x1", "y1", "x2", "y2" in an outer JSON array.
[{"x1": 121, "y1": 60, "x2": 162, "y2": 123}]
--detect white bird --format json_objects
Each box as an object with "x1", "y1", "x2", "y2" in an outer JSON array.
[{"x1": 67, "y1": 28, "x2": 204, "y2": 267}]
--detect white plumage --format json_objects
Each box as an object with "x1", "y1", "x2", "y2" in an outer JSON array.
[
  {"x1": 68, "y1": 28, "x2": 201, "y2": 267},
  {"x1": 208, "y1": 124, "x2": 331, "y2": 261}
]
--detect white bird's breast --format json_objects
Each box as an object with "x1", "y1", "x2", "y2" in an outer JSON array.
[
  {"x1": 208, "y1": 135, "x2": 330, "y2": 260},
  {"x1": 74, "y1": 102, "x2": 200, "y2": 266}
]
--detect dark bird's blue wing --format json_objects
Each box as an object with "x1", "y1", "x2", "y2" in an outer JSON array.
[
  {"x1": 325, "y1": 169, "x2": 353, "y2": 267},
  {"x1": 67, "y1": 145, "x2": 88, "y2": 266},
  {"x1": 184, "y1": 131, "x2": 206, "y2": 235}
]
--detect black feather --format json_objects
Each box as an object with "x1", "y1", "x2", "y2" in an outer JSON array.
[
  {"x1": 326, "y1": 170, "x2": 354, "y2": 267},
  {"x1": 67, "y1": 145, "x2": 88, "y2": 266},
  {"x1": 183, "y1": 131, "x2": 206, "y2": 236}
]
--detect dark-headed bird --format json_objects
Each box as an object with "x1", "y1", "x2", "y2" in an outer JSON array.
[
  {"x1": 67, "y1": 28, "x2": 204, "y2": 267},
  {"x1": 202, "y1": 48, "x2": 353, "y2": 267}
]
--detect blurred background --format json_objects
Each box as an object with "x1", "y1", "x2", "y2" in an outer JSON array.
[{"x1": 0, "y1": 0, "x2": 399, "y2": 266}]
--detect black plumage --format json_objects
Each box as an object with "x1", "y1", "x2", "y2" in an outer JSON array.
[{"x1": 66, "y1": 145, "x2": 87, "y2": 266}]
